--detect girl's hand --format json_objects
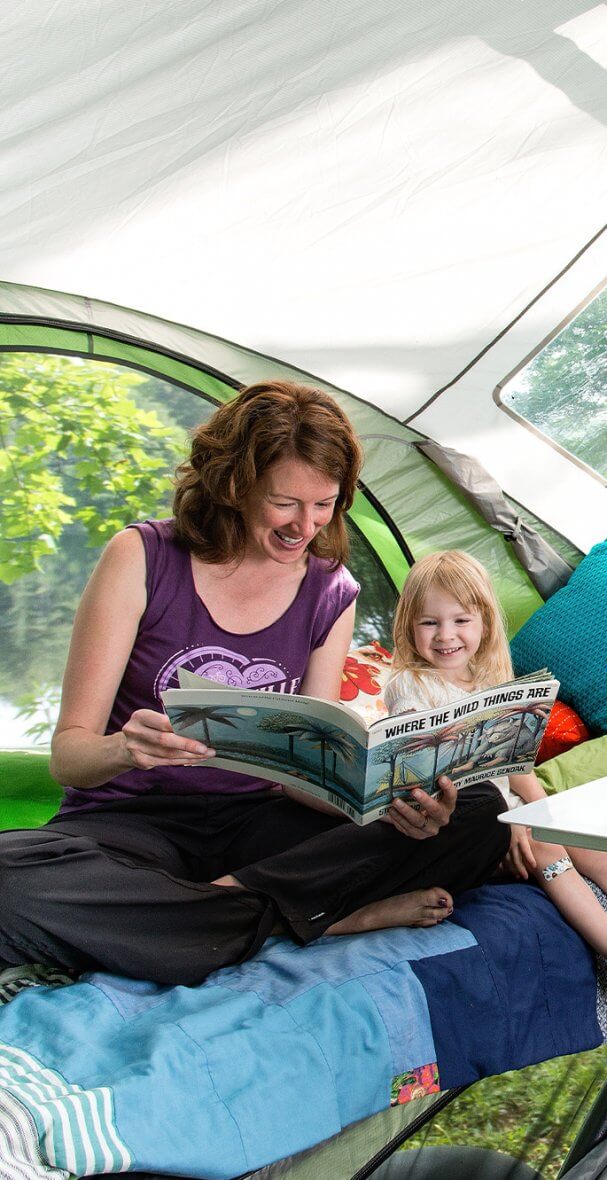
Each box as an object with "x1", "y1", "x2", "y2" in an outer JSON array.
[
  {"x1": 121, "y1": 709, "x2": 215, "y2": 770},
  {"x1": 381, "y1": 776, "x2": 457, "y2": 839},
  {"x1": 501, "y1": 824, "x2": 537, "y2": 880}
]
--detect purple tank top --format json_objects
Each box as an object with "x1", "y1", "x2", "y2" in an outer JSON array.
[{"x1": 59, "y1": 519, "x2": 359, "y2": 812}]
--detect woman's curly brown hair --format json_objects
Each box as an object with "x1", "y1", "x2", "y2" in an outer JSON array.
[{"x1": 173, "y1": 380, "x2": 363, "y2": 567}]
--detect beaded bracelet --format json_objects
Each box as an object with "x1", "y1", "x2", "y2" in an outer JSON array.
[{"x1": 542, "y1": 855, "x2": 573, "y2": 881}]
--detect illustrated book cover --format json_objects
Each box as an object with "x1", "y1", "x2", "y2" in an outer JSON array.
[{"x1": 161, "y1": 669, "x2": 559, "y2": 824}]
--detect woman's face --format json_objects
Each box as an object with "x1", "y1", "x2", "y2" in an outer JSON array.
[{"x1": 240, "y1": 456, "x2": 340, "y2": 565}]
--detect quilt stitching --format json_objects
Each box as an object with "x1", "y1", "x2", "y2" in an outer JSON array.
[{"x1": 174, "y1": 1021, "x2": 261, "y2": 1170}]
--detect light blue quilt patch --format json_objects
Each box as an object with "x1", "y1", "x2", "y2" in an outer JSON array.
[
  {"x1": 213, "y1": 923, "x2": 477, "y2": 1004},
  {"x1": 360, "y1": 964, "x2": 433, "y2": 1078},
  {"x1": 85, "y1": 972, "x2": 173, "y2": 1019}
]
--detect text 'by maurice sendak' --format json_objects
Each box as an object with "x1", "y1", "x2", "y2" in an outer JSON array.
[{"x1": 383, "y1": 685, "x2": 552, "y2": 740}]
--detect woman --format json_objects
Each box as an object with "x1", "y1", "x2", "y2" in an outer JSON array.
[{"x1": 0, "y1": 381, "x2": 509, "y2": 985}]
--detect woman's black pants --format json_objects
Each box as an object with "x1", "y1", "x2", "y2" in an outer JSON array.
[{"x1": 0, "y1": 783, "x2": 509, "y2": 986}]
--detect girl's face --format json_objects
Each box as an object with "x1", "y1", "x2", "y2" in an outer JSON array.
[
  {"x1": 413, "y1": 587, "x2": 484, "y2": 684},
  {"x1": 240, "y1": 456, "x2": 339, "y2": 565}
]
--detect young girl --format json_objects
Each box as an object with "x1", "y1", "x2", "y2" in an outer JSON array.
[{"x1": 384, "y1": 549, "x2": 607, "y2": 955}]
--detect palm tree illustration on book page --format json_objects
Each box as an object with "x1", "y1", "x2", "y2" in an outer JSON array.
[
  {"x1": 258, "y1": 714, "x2": 358, "y2": 789},
  {"x1": 167, "y1": 706, "x2": 239, "y2": 745}
]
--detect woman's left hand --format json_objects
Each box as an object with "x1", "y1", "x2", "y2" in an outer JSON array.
[{"x1": 381, "y1": 776, "x2": 457, "y2": 839}]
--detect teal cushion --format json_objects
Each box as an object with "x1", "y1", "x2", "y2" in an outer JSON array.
[{"x1": 510, "y1": 540, "x2": 607, "y2": 734}]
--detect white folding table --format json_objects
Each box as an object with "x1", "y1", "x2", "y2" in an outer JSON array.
[{"x1": 498, "y1": 776, "x2": 607, "y2": 852}]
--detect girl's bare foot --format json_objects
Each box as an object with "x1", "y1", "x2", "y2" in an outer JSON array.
[{"x1": 325, "y1": 887, "x2": 453, "y2": 936}]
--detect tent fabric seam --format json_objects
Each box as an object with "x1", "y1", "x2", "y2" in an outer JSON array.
[{"x1": 404, "y1": 222, "x2": 607, "y2": 425}]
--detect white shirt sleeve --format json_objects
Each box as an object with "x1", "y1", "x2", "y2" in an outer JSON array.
[{"x1": 384, "y1": 669, "x2": 456, "y2": 715}]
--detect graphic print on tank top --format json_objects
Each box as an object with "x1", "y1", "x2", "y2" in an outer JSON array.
[{"x1": 154, "y1": 646, "x2": 300, "y2": 698}]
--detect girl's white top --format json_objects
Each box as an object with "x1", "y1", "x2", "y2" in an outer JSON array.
[{"x1": 384, "y1": 668, "x2": 521, "y2": 809}]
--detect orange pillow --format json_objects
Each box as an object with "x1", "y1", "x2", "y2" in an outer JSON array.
[{"x1": 536, "y1": 699, "x2": 590, "y2": 765}]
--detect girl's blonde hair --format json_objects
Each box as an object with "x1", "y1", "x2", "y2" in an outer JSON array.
[{"x1": 392, "y1": 550, "x2": 513, "y2": 688}]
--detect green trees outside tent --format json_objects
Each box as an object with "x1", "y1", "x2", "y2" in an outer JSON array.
[
  {"x1": 503, "y1": 288, "x2": 607, "y2": 478},
  {"x1": 0, "y1": 352, "x2": 396, "y2": 738},
  {"x1": 0, "y1": 354, "x2": 189, "y2": 729},
  {"x1": 0, "y1": 354, "x2": 187, "y2": 583}
]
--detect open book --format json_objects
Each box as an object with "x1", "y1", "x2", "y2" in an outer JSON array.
[{"x1": 161, "y1": 669, "x2": 559, "y2": 825}]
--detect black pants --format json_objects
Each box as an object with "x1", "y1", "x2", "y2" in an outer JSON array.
[{"x1": 0, "y1": 784, "x2": 509, "y2": 986}]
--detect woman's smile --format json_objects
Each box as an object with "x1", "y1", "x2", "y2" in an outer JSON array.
[
  {"x1": 241, "y1": 457, "x2": 339, "y2": 564},
  {"x1": 273, "y1": 530, "x2": 305, "y2": 548}
]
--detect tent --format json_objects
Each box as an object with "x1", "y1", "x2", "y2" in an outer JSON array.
[
  {"x1": 1, "y1": 0, "x2": 605, "y2": 552},
  {"x1": 0, "y1": 2, "x2": 606, "y2": 1177},
  {"x1": 1, "y1": 0, "x2": 606, "y2": 591}
]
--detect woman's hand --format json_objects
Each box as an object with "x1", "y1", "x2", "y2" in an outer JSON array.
[
  {"x1": 501, "y1": 824, "x2": 536, "y2": 880},
  {"x1": 381, "y1": 775, "x2": 457, "y2": 839},
  {"x1": 121, "y1": 709, "x2": 215, "y2": 770}
]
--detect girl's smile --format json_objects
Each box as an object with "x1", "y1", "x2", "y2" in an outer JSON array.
[{"x1": 413, "y1": 588, "x2": 483, "y2": 685}]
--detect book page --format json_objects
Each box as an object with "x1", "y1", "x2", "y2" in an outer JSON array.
[{"x1": 162, "y1": 684, "x2": 374, "y2": 822}]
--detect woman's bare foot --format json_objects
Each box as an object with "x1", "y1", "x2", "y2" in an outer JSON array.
[
  {"x1": 325, "y1": 887, "x2": 453, "y2": 936},
  {"x1": 213, "y1": 875, "x2": 455, "y2": 940},
  {"x1": 212, "y1": 874, "x2": 244, "y2": 889}
]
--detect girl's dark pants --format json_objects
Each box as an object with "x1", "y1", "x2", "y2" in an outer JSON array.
[{"x1": 0, "y1": 783, "x2": 509, "y2": 985}]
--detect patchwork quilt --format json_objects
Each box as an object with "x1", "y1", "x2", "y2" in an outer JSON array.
[{"x1": 0, "y1": 882, "x2": 604, "y2": 1180}]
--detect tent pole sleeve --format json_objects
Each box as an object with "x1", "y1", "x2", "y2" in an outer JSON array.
[{"x1": 415, "y1": 441, "x2": 573, "y2": 600}]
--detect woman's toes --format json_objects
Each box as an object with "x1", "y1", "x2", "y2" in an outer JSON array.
[
  {"x1": 419, "y1": 887, "x2": 453, "y2": 925},
  {"x1": 427, "y1": 886, "x2": 453, "y2": 910}
]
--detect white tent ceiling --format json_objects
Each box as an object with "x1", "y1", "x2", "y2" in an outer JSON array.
[{"x1": 1, "y1": 0, "x2": 606, "y2": 548}]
